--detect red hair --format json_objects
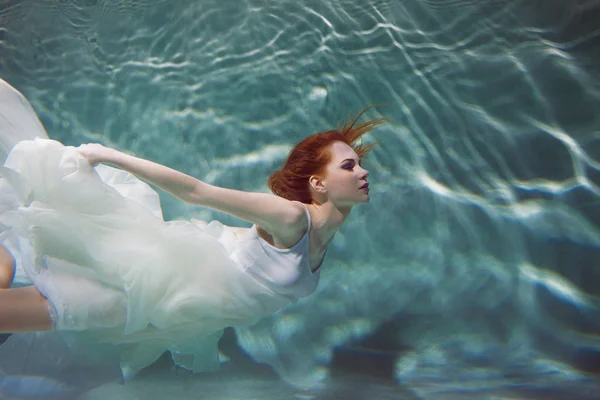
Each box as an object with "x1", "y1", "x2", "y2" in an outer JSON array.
[{"x1": 268, "y1": 107, "x2": 387, "y2": 203}]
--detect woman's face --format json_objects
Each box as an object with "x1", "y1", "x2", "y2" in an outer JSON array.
[{"x1": 318, "y1": 141, "x2": 370, "y2": 206}]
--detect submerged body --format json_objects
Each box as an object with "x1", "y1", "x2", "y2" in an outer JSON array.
[
  {"x1": 0, "y1": 78, "x2": 378, "y2": 378},
  {"x1": 1, "y1": 137, "x2": 323, "y2": 375}
]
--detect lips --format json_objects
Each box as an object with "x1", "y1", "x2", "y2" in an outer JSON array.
[{"x1": 360, "y1": 182, "x2": 369, "y2": 190}]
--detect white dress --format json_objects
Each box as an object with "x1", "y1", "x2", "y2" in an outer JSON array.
[{"x1": 0, "y1": 78, "x2": 319, "y2": 378}]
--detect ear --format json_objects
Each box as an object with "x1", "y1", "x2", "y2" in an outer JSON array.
[{"x1": 309, "y1": 175, "x2": 327, "y2": 193}]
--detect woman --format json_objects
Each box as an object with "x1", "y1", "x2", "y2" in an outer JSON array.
[{"x1": 0, "y1": 78, "x2": 386, "y2": 376}]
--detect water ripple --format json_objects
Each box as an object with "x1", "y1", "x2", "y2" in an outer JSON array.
[{"x1": 1, "y1": 0, "x2": 600, "y2": 397}]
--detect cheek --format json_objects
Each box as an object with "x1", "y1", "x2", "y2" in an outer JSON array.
[{"x1": 329, "y1": 173, "x2": 352, "y2": 192}]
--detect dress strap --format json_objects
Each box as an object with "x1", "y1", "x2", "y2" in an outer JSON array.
[{"x1": 292, "y1": 201, "x2": 311, "y2": 232}]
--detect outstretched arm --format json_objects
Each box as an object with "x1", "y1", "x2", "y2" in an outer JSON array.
[
  {"x1": 76, "y1": 143, "x2": 306, "y2": 237},
  {"x1": 77, "y1": 143, "x2": 200, "y2": 203}
]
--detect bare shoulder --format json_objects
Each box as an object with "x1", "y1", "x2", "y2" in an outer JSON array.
[
  {"x1": 276, "y1": 201, "x2": 309, "y2": 239},
  {"x1": 189, "y1": 182, "x2": 307, "y2": 240},
  {"x1": 257, "y1": 201, "x2": 308, "y2": 248}
]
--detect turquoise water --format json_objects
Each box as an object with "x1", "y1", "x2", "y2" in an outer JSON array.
[{"x1": 1, "y1": 0, "x2": 600, "y2": 399}]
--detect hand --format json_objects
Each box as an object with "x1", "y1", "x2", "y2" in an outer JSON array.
[{"x1": 76, "y1": 143, "x2": 117, "y2": 166}]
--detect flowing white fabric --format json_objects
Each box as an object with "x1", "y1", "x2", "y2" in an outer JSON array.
[
  {"x1": 0, "y1": 78, "x2": 291, "y2": 378},
  {"x1": 0, "y1": 78, "x2": 48, "y2": 161}
]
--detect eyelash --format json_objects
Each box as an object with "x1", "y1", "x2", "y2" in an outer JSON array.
[{"x1": 344, "y1": 163, "x2": 361, "y2": 170}]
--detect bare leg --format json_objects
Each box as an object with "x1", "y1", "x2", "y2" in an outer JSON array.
[
  {"x1": 0, "y1": 244, "x2": 15, "y2": 289},
  {"x1": 0, "y1": 286, "x2": 53, "y2": 333},
  {"x1": 0, "y1": 244, "x2": 52, "y2": 333}
]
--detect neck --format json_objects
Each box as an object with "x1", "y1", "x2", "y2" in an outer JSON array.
[{"x1": 308, "y1": 200, "x2": 351, "y2": 249}]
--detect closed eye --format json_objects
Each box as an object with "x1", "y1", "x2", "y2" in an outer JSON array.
[{"x1": 342, "y1": 159, "x2": 362, "y2": 170}]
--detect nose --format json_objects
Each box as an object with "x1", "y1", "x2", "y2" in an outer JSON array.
[{"x1": 360, "y1": 166, "x2": 369, "y2": 179}]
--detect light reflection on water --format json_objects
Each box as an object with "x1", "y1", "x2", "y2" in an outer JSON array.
[{"x1": 1, "y1": 0, "x2": 600, "y2": 398}]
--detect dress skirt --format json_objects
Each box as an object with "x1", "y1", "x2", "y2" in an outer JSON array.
[{"x1": 0, "y1": 78, "x2": 290, "y2": 377}]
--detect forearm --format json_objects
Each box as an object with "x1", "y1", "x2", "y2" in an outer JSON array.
[{"x1": 105, "y1": 151, "x2": 202, "y2": 202}]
